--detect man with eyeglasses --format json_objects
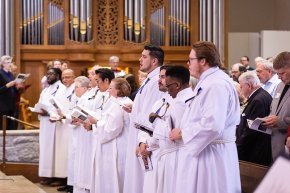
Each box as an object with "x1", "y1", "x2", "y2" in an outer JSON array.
[
  {"x1": 263, "y1": 51, "x2": 290, "y2": 160},
  {"x1": 34, "y1": 67, "x2": 66, "y2": 186},
  {"x1": 0, "y1": 55, "x2": 24, "y2": 130},
  {"x1": 149, "y1": 65, "x2": 193, "y2": 193},
  {"x1": 170, "y1": 41, "x2": 241, "y2": 193}
]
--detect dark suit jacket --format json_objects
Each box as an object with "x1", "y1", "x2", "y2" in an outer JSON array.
[
  {"x1": 0, "y1": 69, "x2": 17, "y2": 112},
  {"x1": 236, "y1": 88, "x2": 273, "y2": 166},
  {"x1": 270, "y1": 82, "x2": 290, "y2": 159}
]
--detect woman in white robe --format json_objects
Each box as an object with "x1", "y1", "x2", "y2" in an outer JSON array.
[{"x1": 90, "y1": 78, "x2": 132, "y2": 193}]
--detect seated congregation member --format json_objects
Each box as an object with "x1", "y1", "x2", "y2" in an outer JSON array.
[
  {"x1": 35, "y1": 68, "x2": 66, "y2": 185},
  {"x1": 170, "y1": 41, "x2": 241, "y2": 193},
  {"x1": 88, "y1": 77, "x2": 132, "y2": 193},
  {"x1": 152, "y1": 65, "x2": 193, "y2": 193},
  {"x1": 236, "y1": 71, "x2": 272, "y2": 166}
]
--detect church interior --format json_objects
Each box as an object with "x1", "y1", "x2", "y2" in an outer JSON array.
[{"x1": 1, "y1": 0, "x2": 290, "y2": 192}]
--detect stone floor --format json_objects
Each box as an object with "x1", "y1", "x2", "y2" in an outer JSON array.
[{"x1": 0, "y1": 171, "x2": 59, "y2": 193}]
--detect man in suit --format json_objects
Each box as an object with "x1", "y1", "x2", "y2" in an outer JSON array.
[
  {"x1": 0, "y1": 55, "x2": 24, "y2": 130},
  {"x1": 263, "y1": 51, "x2": 290, "y2": 160},
  {"x1": 236, "y1": 71, "x2": 272, "y2": 166},
  {"x1": 240, "y1": 56, "x2": 255, "y2": 71}
]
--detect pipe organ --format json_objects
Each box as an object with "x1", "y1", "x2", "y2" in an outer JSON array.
[
  {"x1": 199, "y1": 0, "x2": 224, "y2": 59},
  {"x1": 69, "y1": 0, "x2": 93, "y2": 42},
  {"x1": 21, "y1": 0, "x2": 43, "y2": 45},
  {"x1": 0, "y1": 0, "x2": 227, "y2": 65},
  {"x1": 0, "y1": 0, "x2": 14, "y2": 56}
]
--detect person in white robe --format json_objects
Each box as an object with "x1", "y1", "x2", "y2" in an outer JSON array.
[
  {"x1": 50, "y1": 69, "x2": 76, "y2": 191},
  {"x1": 73, "y1": 72, "x2": 100, "y2": 193},
  {"x1": 151, "y1": 65, "x2": 194, "y2": 193},
  {"x1": 136, "y1": 65, "x2": 172, "y2": 193},
  {"x1": 62, "y1": 76, "x2": 90, "y2": 193},
  {"x1": 35, "y1": 68, "x2": 66, "y2": 184},
  {"x1": 89, "y1": 76, "x2": 132, "y2": 193},
  {"x1": 123, "y1": 45, "x2": 165, "y2": 193},
  {"x1": 170, "y1": 41, "x2": 241, "y2": 193}
]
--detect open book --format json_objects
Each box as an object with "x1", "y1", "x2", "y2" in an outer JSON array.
[
  {"x1": 71, "y1": 105, "x2": 100, "y2": 121},
  {"x1": 247, "y1": 118, "x2": 272, "y2": 135},
  {"x1": 15, "y1": 73, "x2": 30, "y2": 83}
]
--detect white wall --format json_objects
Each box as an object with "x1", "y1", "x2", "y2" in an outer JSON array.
[
  {"x1": 228, "y1": 32, "x2": 260, "y2": 69},
  {"x1": 261, "y1": 30, "x2": 290, "y2": 58}
]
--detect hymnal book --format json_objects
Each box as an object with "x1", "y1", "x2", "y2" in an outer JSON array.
[
  {"x1": 134, "y1": 122, "x2": 153, "y2": 136},
  {"x1": 247, "y1": 118, "x2": 272, "y2": 135},
  {"x1": 137, "y1": 153, "x2": 153, "y2": 171},
  {"x1": 73, "y1": 105, "x2": 100, "y2": 121},
  {"x1": 15, "y1": 73, "x2": 30, "y2": 83},
  {"x1": 71, "y1": 108, "x2": 88, "y2": 121}
]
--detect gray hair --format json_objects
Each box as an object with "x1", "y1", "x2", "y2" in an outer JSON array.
[
  {"x1": 74, "y1": 76, "x2": 90, "y2": 88},
  {"x1": 0, "y1": 55, "x2": 12, "y2": 68},
  {"x1": 256, "y1": 59, "x2": 275, "y2": 73},
  {"x1": 238, "y1": 71, "x2": 261, "y2": 86},
  {"x1": 109, "y1": 56, "x2": 119, "y2": 63}
]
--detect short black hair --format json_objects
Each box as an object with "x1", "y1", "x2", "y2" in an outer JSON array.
[
  {"x1": 160, "y1": 65, "x2": 171, "y2": 71},
  {"x1": 95, "y1": 68, "x2": 115, "y2": 83},
  {"x1": 165, "y1": 65, "x2": 190, "y2": 85},
  {"x1": 50, "y1": 67, "x2": 62, "y2": 80},
  {"x1": 144, "y1": 44, "x2": 164, "y2": 66},
  {"x1": 239, "y1": 65, "x2": 247, "y2": 73}
]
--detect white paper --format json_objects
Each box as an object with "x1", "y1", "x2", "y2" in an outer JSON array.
[
  {"x1": 255, "y1": 156, "x2": 290, "y2": 193},
  {"x1": 15, "y1": 73, "x2": 30, "y2": 83},
  {"x1": 30, "y1": 103, "x2": 48, "y2": 113},
  {"x1": 71, "y1": 108, "x2": 88, "y2": 121},
  {"x1": 75, "y1": 105, "x2": 101, "y2": 120},
  {"x1": 134, "y1": 122, "x2": 154, "y2": 136},
  {"x1": 247, "y1": 118, "x2": 272, "y2": 135}
]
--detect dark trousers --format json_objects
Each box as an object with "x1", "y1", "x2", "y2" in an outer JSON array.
[{"x1": 0, "y1": 111, "x2": 16, "y2": 130}]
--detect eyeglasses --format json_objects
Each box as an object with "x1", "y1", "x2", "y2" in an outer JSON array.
[
  {"x1": 165, "y1": 82, "x2": 178, "y2": 88},
  {"x1": 187, "y1": 57, "x2": 201, "y2": 64}
]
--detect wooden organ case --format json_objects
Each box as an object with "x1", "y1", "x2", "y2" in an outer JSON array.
[{"x1": 14, "y1": 0, "x2": 227, "y2": 117}]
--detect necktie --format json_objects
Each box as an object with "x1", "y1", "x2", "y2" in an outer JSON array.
[
  {"x1": 138, "y1": 78, "x2": 150, "y2": 94},
  {"x1": 278, "y1": 84, "x2": 289, "y2": 107}
]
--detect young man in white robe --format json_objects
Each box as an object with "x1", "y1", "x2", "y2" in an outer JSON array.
[
  {"x1": 35, "y1": 68, "x2": 66, "y2": 185},
  {"x1": 123, "y1": 45, "x2": 165, "y2": 193},
  {"x1": 170, "y1": 41, "x2": 241, "y2": 193},
  {"x1": 151, "y1": 65, "x2": 194, "y2": 193}
]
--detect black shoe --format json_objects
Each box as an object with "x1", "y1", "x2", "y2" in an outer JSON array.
[
  {"x1": 67, "y1": 185, "x2": 73, "y2": 193},
  {"x1": 57, "y1": 185, "x2": 68, "y2": 192}
]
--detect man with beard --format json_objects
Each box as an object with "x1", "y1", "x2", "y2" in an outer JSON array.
[{"x1": 35, "y1": 67, "x2": 66, "y2": 185}]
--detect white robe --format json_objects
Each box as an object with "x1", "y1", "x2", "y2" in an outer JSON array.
[
  {"x1": 152, "y1": 88, "x2": 194, "y2": 193},
  {"x1": 175, "y1": 67, "x2": 241, "y2": 193},
  {"x1": 38, "y1": 80, "x2": 66, "y2": 177},
  {"x1": 123, "y1": 67, "x2": 164, "y2": 193},
  {"x1": 91, "y1": 96, "x2": 132, "y2": 193},
  {"x1": 54, "y1": 83, "x2": 75, "y2": 178},
  {"x1": 74, "y1": 87, "x2": 99, "y2": 192}
]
